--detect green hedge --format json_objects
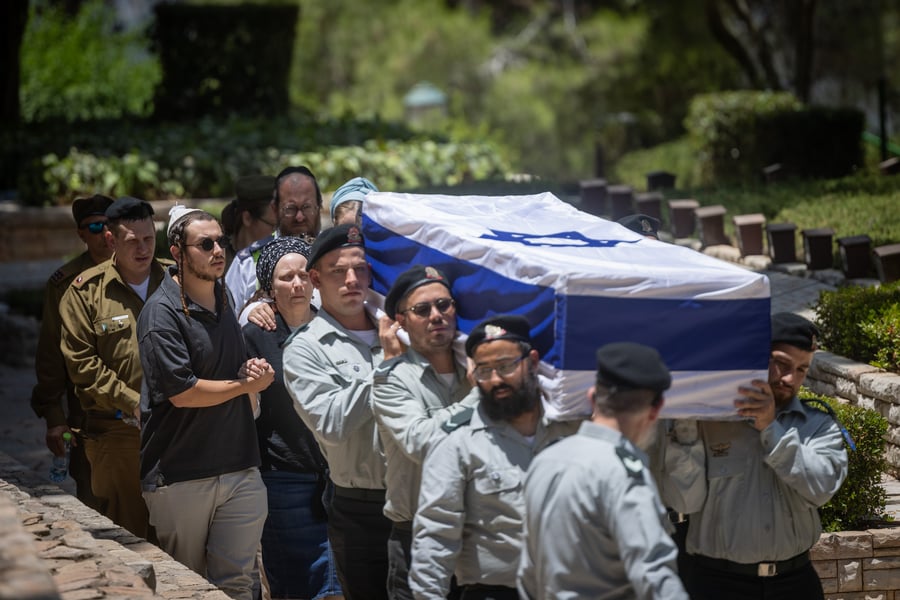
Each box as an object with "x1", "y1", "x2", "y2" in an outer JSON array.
[
  {"x1": 32, "y1": 137, "x2": 511, "y2": 205},
  {"x1": 685, "y1": 91, "x2": 802, "y2": 183},
  {"x1": 804, "y1": 391, "x2": 889, "y2": 532},
  {"x1": 151, "y1": 3, "x2": 298, "y2": 119},
  {"x1": 685, "y1": 91, "x2": 865, "y2": 184},
  {"x1": 815, "y1": 282, "x2": 900, "y2": 373}
]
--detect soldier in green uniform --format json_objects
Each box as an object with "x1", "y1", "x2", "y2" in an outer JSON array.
[
  {"x1": 59, "y1": 197, "x2": 169, "y2": 539},
  {"x1": 31, "y1": 194, "x2": 113, "y2": 509}
]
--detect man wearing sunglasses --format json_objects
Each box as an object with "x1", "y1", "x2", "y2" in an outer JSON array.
[
  {"x1": 137, "y1": 207, "x2": 274, "y2": 600},
  {"x1": 283, "y1": 223, "x2": 402, "y2": 600},
  {"x1": 372, "y1": 265, "x2": 476, "y2": 600},
  {"x1": 59, "y1": 196, "x2": 169, "y2": 540},
  {"x1": 32, "y1": 194, "x2": 113, "y2": 511},
  {"x1": 410, "y1": 315, "x2": 581, "y2": 600}
]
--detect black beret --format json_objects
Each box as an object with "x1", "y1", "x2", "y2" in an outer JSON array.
[
  {"x1": 617, "y1": 213, "x2": 660, "y2": 239},
  {"x1": 384, "y1": 265, "x2": 451, "y2": 319},
  {"x1": 72, "y1": 194, "x2": 113, "y2": 225},
  {"x1": 771, "y1": 312, "x2": 820, "y2": 352},
  {"x1": 596, "y1": 342, "x2": 671, "y2": 393},
  {"x1": 235, "y1": 175, "x2": 276, "y2": 205},
  {"x1": 105, "y1": 196, "x2": 154, "y2": 221},
  {"x1": 465, "y1": 314, "x2": 532, "y2": 357},
  {"x1": 307, "y1": 224, "x2": 365, "y2": 269}
]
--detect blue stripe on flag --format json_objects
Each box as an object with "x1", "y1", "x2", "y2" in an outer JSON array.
[{"x1": 558, "y1": 294, "x2": 770, "y2": 371}]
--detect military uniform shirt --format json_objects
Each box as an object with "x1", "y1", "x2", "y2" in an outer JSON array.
[
  {"x1": 518, "y1": 421, "x2": 687, "y2": 600},
  {"x1": 59, "y1": 257, "x2": 168, "y2": 414},
  {"x1": 31, "y1": 252, "x2": 97, "y2": 428},
  {"x1": 661, "y1": 395, "x2": 848, "y2": 563},
  {"x1": 372, "y1": 348, "x2": 474, "y2": 523},
  {"x1": 282, "y1": 309, "x2": 386, "y2": 489},
  {"x1": 410, "y1": 400, "x2": 580, "y2": 598}
]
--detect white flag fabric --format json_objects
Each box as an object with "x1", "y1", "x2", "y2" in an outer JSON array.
[{"x1": 362, "y1": 191, "x2": 771, "y2": 420}]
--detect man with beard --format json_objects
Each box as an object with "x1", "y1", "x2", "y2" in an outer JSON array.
[
  {"x1": 60, "y1": 196, "x2": 167, "y2": 539},
  {"x1": 373, "y1": 265, "x2": 475, "y2": 600},
  {"x1": 409, "y1": 315, "x2": 580, "y2": 600},
  {"x1": 137, "y1": 207, "x2": 275, "y2": 600},
  {"x1": 661, "y1": 312, "x2": 848, "y2": 599},
  {"x1": 518, "y1": 342, "x2": 688, "y2": 599},
  {"x1": 226, "y1": 166, "x2": 323, "y2": 315}
]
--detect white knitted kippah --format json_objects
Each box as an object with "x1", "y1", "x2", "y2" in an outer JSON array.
[{"x1": 167, "y1": 203, "x2": 204, "y2": 237}]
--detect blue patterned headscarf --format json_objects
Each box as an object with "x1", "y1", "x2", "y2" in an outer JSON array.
[
  {"x1": 256, "y1": 236, "x2": 313, "y2": 293},
  {"x1": 329, "y1": 176, "x2": 379, "y2": 222}
]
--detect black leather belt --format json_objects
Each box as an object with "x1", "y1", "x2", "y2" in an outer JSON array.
[
  {"x1": 333, "y1": 485, "x2": 386, "y2": 502},
  {"x1": 692, "y1": 551, "x2": 810, "y2": 578}
]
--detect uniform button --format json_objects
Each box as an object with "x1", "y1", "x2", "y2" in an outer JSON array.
[{"x1": 490, "y1": 472, "x2": 501, "y2": 482}]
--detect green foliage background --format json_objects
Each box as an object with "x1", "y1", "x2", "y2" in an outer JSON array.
[{"x1": 20, "y1": 0, "x2": 161, "y2": 121}]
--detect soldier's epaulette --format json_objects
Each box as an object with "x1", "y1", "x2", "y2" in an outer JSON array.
[
  {"x1": 442, "y1": 406, "x2": 475, "y2": 433},
  {"x1": 373, "y1": 356, "x2": 404, "y2": 383},
  {"x1": 49, "y1": 268, "x2": 66, "y2": 285},
  {"x1": 70, "y1": 264, "x2": 104, "y2": 289},
  {"x1": 615, "y1": 444, "x2": 645, "y2": 484},
  {"x1": 802, "y1": 398, "x2": 857, "y2": 451},
  {"x1": 282, "y1": 322, "x2": 312, "y2": 347}
]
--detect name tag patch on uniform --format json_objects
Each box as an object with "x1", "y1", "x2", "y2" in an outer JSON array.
[{"x1": 710, "y1": 442, "x2": 731, "y2": 457}]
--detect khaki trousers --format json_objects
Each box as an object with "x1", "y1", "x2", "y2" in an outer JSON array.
[{"x1": 143, "y1": 467, "x2": 267, "y2": 600}]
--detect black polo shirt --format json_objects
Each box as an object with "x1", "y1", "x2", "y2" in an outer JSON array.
[{"x1": 137, "y1": 266, "x2": 260, "y2": 487}]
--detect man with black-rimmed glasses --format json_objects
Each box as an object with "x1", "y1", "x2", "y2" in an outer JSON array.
[
  {"x1": 409, "y1": 315, "x2": 581, "y2": 600},
  {"x1": 372, "y1": 265, "x2": 475, "y2": 600}
]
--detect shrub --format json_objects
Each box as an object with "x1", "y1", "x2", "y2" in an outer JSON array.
[
  {"x1": 815, "y1": 282, "x2": 900, "y2": 370},
  {"x1": 685, "y1": 91, "x2": 802, "y2": 184},
  {"x1": 804, "y1": 391, "x2": 889, "y2": 532}
]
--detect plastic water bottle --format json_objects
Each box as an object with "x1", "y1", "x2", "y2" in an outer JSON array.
[{"x1": 49, "y1": 431, "x2": 73, "y2": 483}]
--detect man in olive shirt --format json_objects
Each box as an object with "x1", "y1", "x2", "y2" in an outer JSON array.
[
  {"x1": 31, "y1": 194, "x2": 112, "y2": 509},
  {"x1": 283, "y1": 224, "x2": 401, "y2": 600},
  {"x1": 373, "y1": 265, "x2": 474, "y2": 600},
  {"x1": 59, "y1": 197, "x2": 167, "y2": 539}
]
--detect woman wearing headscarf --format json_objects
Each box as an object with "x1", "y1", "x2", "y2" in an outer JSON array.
[
  {"x1": 242, "y1": 236, "x2": 343, "y2": 600},
  {"x1": 329, "y1": 176, "x2": 378, "y2": 226}
]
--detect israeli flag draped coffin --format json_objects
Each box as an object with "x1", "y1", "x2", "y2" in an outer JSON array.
[{"x1": 363, "y1": 191, "x2": 771, "y2": 420}]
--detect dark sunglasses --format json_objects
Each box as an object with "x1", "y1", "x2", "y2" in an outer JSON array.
[
  {"x1": 187, "y1": 235, "x2": 230, "y2": 252},
  {"x1": 402, "y1": 297, "x2": 455, "y2": 318},
  {"x1": 80, "y1": 221, "x2": 107, "y2": 234}
]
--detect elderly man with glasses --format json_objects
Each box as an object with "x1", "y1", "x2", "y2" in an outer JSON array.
[
  {"x1": 409, "y1": 315, "x2": 582, "y2": 600},
  {"x1": 32, "y1": 194, "x2": 113, "y2": 510},
  {"x1": 225, "y1": 165, "x2": 323, "y2": 316},
  {"x1": 372, "y1": 265, "x2": 476, "y2": 600}
]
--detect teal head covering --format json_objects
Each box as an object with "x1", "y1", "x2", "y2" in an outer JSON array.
[{"x1": 329, "y1": 176, "x2": 379, "y2": 222}]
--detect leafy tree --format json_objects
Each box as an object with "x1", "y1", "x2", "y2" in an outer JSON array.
[{"x1": 20, "y1": 0, "x2": 160, "y2": 122}]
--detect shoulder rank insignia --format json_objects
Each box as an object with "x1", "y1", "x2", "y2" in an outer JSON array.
[
  {"x1": 50, "y1": 268, "x2": 66, "y2": 284},
  {"x1": 615, "y1": 445, "x2": 645, "y2": 483},
  {"x1": 442, "y1": 406, "x2": 475, "y2": 434},
  {"x1": 373, "y1": 356, "x2": 403, "y2": 383}
]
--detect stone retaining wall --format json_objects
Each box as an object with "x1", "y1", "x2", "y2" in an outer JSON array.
[
  {"x1": 807, "y1": 350, "x2": 900, "y2": 476},
  {"x1": 0, "y1": 451, "x2": 229, "y2": 600},
  {"x1": 813, "y1": 529, "x2": 900, "y2": 599}
]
